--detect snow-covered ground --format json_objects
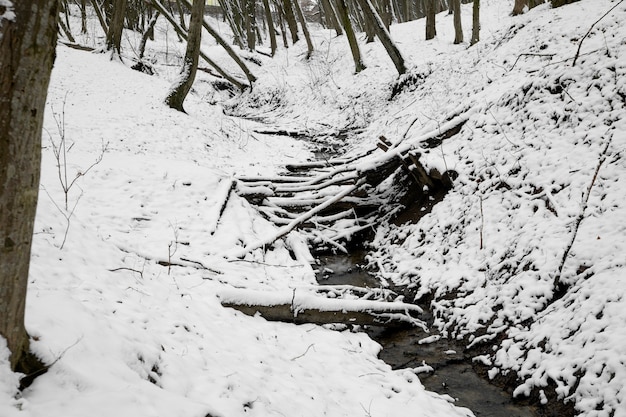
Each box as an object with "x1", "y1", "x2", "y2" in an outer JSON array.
[{"x1": 1, "y1": 0, "x2": 625, "y2": 416}]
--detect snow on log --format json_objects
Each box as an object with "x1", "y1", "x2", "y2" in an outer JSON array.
[{"x1": 218, "y1": 288, "x2": 427, "y2": 329}]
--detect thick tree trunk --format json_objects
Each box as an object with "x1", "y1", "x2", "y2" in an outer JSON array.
[
  {"x1": 355, "y1": 0, "x2": 406, "y2": 75},
  {"x1": 425, "y1": 0, "x2": 436, "y2": 40},
  {"x1": 470, "y1": 0, "x2": 479, "y2": 46},
  {"x1": 165, "y1": 0, "x2": 205, "y2": 112},
  {"x1": 452, "y1": 0, "x2": 462, "y2": 44},
  {"x1": 0, "y1": 0, "x2": 58, "y2": 376},
  {"x1": 512, "y1": 0, "x2": 527, "y2": 15},
  {"x1": 106, "y1": 0, "x2": 128, "y2": 58},
  {"x1": 321, "y1": 0, "x2": 343, "y2": 36},
  {"x1": 282, "y1": 0, "x2": 300, "y2": 43},
  {"x1": 334, "y1": 0, "x2": 365, "y2": 73},
  {"x1": 244, "y1": 0, "x2": 256, "y2": 51},
  {"x1": 321, "y1": 0, "x2": 343, "y2": 35}
]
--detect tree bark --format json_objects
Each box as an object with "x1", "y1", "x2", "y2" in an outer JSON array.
[
  {"x1": 321, "y1": 0, "x2": 343, "y2": 35},
  {"x1": 106, "y1": 0, "x2": 128, "y2": 58},
  {"x1": 138, "y1": 11, "x2": 160, "y2": 60},
  {"x1": 218, "y1": 0, "x2": 245, "y2": 48},
  {"x1": 334, "y1": 0, "x2": 365, "y2": 73},
  {"x1": 165, "y1": 0, "x2": 205, "y2": 112},
  {"x1": 90, "y1": 0, "x2": 109, "y2": 34},
  {"x1": 452, "y1": 0, "x2": 462, "y2": 44},
  {"x1": 425, "y1": 0, "x2": 436, "y2": 40},
  {"x1": 470, "y1": 0, "x2": 479, "y2": 46},
  {"x1": 293, "y1": 0, "x2": 314, "y2": 58},
  {"x1": 244, "y1": 0, "x2": 256, "y2": 51},
  {"x1": 512, "y1": 0, "x2": 527, "y2": 15},
  {"x1": 355, "y1": 0, "x2": 406, "y2": 75},
  {"x1": 0, "y1": 0, "x2": 58, "y2": 375},
  {"x1": 262, "y1": 0, "x2": 278, "y2": 55},
  {"x1": 282, "y1": 0, "x2": 300, "y2": 43}
]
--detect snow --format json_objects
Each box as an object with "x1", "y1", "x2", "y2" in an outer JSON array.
[{"x1": 2, "y1": 0, "x2": 625, "y2": 416}]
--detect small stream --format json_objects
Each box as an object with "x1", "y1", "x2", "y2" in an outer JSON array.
[{"x1": 315, "y1": 252, "x2": 538, "y2": 417}]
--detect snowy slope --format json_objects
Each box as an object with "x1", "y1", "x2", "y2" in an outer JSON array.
[
  {"x1": 1, "y1": 10, "x2": 472, "y2": 417},
  {"x1": 1, "y1": 0, "x2": 625, "y2": 416}
]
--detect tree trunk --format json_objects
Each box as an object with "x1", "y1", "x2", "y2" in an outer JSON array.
[
  {"x1": 355, "y1": 0, "x2": 406, "y2": 75},
  {"x1": 334, "y1": 0, "x2": 365, "y2": 73},
  {"x1": 293, "y1": 0, "x2": 315, "y2": 57},
  {"x1": 138, "y1": 11, "x2": 160, "y2": 60},
  {"x1": 470, "y1": 0, "x2": 479, "y2": 46},
  {"x1": 80, "y1": 0, "x2": 88, "y2": 33},
  {"x1": 512, "y1": 0, "x2": 527, "y2": 15},
  {"x1": 165, "y1": 0, "x2": 205, "y2": 112},
  {"x1": 181, "y1": 0, "x2": 257, "y2": 85},
  {"x1": 175, "y1": 0, "x2": 188, "y2": 30},
  {"x1": 282, "y1": 0, "x2": 300, "y2": 43},
  {"x1": 152, "y1": 0, "x2": 247, "y2": 90},
  {"x1": 425, "y1": 0, "x2": 436, "y2": 40},
  {"x1": 276, "y1": 2, "x2": 290, "y2": 48},
  {"x1": 90, "y1": 0, "x2": 109, "y2": 34},
  {"x1": 106, "y1": 0, "x2": 128, "y2": 58},
  {"x1": 0, "y1": 0, "x2": 58, "y2": 377},
  {"x1": 321, "y1": 0, "x2": 343, "y2": 35},
  {"x1": 452, "y1": 0, "x2": 462, "y2": 44},
  {"x1": 218, "y1": 0, "x2": 245, "y2": 48},
  {"x1": 244, "y1": 0, "x2": 256, "y2": 50},
  {"x1": 262, "y1": 0, "x2": 278, "y2": 55}
]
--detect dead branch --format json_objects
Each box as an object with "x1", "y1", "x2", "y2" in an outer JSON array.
[{"x1": 573, "y1": 0, "x2": 624, "y2": 66}]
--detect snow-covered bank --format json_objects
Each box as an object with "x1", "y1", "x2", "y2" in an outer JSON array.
[
  {"x1": 1, "y1": 0, "x2": 625, "y2": 416},
  {"x1": 1, "y1": 15, "x2": 472, "y2": 417}
]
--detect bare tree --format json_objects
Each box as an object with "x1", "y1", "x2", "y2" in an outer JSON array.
[
  {"x1": 282, "y1": 0, "x2": 300, "y2": 43},
  {"x1": 334, "y1": 0, "x2": 365, "y2": 72},
  {"x1": 293, "y1": 0, "x2": 315, "y2": 57},
  {"x1": 425, "y1": 0, "x2": 436, "y2": 40},
  {"x1": 106, "y1": 0, "x2": 128, "y2": 59},
  {"x1": 165, "y1": 0, "x2": 204, "y2": 112},
  {"x1": 512, "y1": 0, "x2": 527, "y2": 15},
  {"x1": 355, "y1": 0, "x2": 406, "y2": 74},
  {"x1": 470, "y1": 0, "x2": 479, "y2": 46},
  {"x1": 0, "y1": 0, "x2": 58, "y2": 377},
  {"x1": 452, "y1": 0, "x2": 462, "y2": 44},
  {"x1": 262, "y1": 0, "x2": 278, "y2": 55}
]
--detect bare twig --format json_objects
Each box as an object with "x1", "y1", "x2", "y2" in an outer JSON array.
[
  {"x1": 554, "y1": 131, "x2": 614, "y2": 286},
  {"x1": 572, "y1": 0, "x2": 624, "y2": 66},
  {"x1": 479, "y1": 196, "x2": 484, "y2": 250},
  {"x1": 508, "y1": 53, "x2": 555, "y2": 71},
  {"x1": 290, "y1": 344, "x2": 316, "y2": 361}
]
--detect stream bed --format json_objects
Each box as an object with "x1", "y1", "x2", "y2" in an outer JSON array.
[{"x1": 315, "y1": 252, "x2": 538, "y2": 417}]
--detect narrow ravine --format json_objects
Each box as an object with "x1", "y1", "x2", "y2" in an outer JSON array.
[{"x1": 315, "y1": 251, "x2": 538, "y2": 417}]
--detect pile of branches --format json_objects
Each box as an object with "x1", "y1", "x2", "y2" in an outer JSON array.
[{"x1": 229, "y1": 114, "x2": 467, "y2": 258}]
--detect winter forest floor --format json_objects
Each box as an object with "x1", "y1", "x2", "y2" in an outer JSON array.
[{"x1": 1, "y1": 0, "x2": 626, "y2": 416}]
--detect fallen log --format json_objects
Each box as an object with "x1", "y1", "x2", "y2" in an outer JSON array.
[{"x1": 219, "y1": 288, "x2": 427, "y2": 329}]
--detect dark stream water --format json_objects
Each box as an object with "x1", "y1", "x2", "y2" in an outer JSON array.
[{"x1": 315, "y1": 252, "x2": 537, "y2": 417}]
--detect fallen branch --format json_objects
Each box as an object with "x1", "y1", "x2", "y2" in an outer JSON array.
[
  {"x1": 219, "y1": 288, "x2": 426, "y2": 329},
  {"x1": 573, "y1": 0, "x2": 624, "y2": 66},
  {"x1": 225, "y1": 179, "x2": 366, "y2": 259}
]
